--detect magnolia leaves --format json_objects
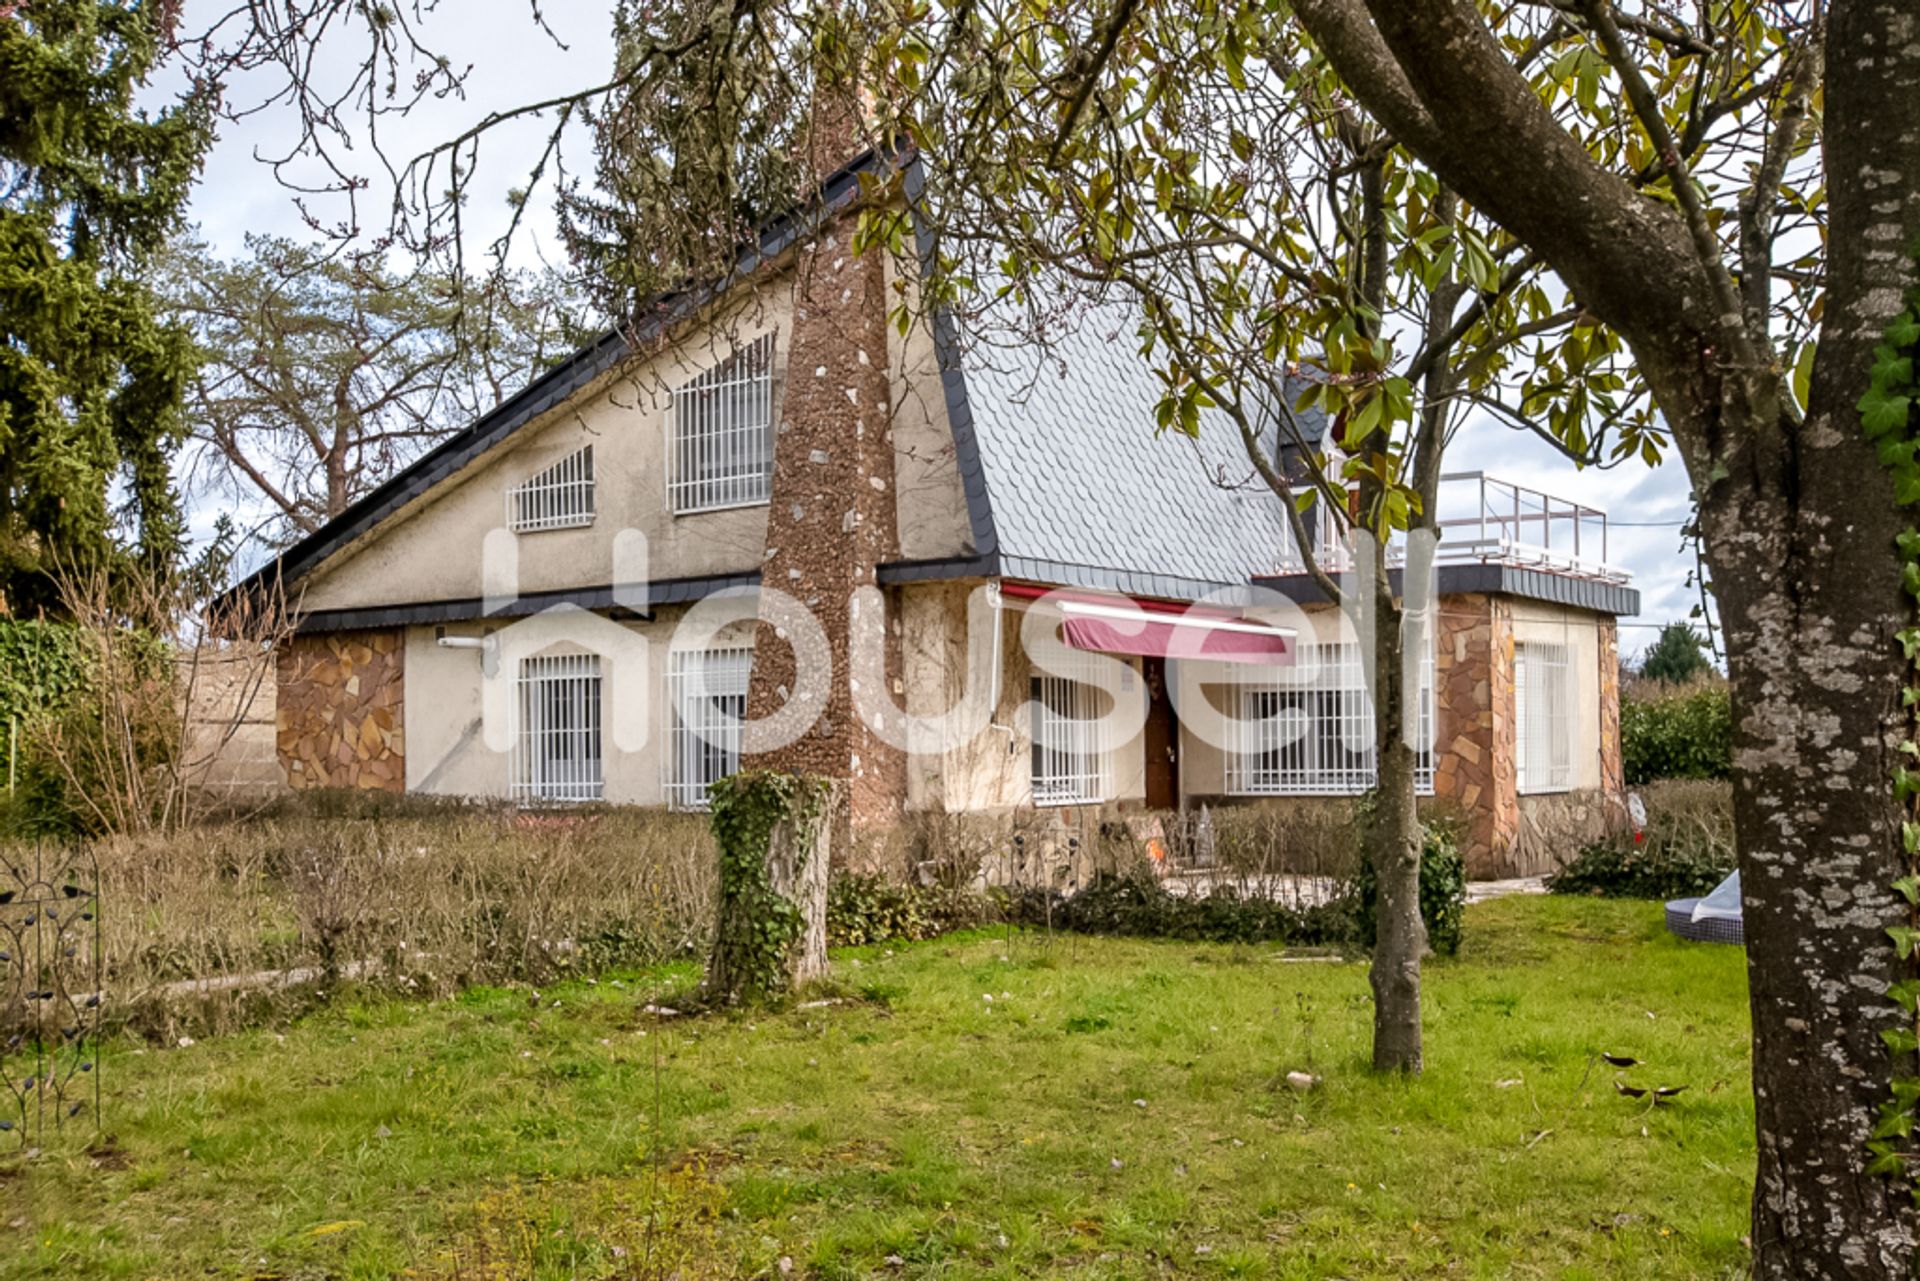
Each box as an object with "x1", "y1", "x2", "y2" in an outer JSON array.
[{"x1": 1602, "y1": 1051, "x2": 1688, "y2": 1105}]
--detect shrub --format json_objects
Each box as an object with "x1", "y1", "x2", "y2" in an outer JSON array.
[
  {"x1": 1352, "y1": 815, "x2": 1468, "y2": 956},
  {"x1": 1622, "y1": 680, "x2": 1731, "y2": 784},
  {"x1": 1547, "y1": 778, "x2": 1734, "y2": 898},
  {"x1": 1010, "y1": 866, "x2": 1355, "y2": 947},
  {"x1": 826, "y1": 872, "x2": 991, "y2": 946},
  {"x1": 15, "y1": 796, "x2": 720, "y2": 1038}
]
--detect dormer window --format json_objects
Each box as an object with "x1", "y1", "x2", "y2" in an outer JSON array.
[
  {"x1": 669, "y1": 333, "x2": 775, "y2": 514},
  {"x1": 507, "y1": 445, "x2": 596, "y2": 532}
]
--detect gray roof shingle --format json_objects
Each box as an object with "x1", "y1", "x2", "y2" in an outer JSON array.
[{"x1": 953, "y1": 296, "x2": 1299, "y2": 601}]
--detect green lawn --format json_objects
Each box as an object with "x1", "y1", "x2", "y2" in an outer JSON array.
[{"x1": 2, "y1": 897, "x2": 1755, "y2": 1280}]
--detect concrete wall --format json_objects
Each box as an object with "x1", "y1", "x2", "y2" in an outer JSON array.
[
  {"x1": 897, "y1": 581, "x2": 1146, "y2": 814},
  {"x1": 401, "y1": 604, "x2": 759, "y2": 805},
  {"x1": 182, "y1": 645, "x2": 283, "y2": 798},
  {"x1": 1511, "y1": 597, "x2": 1607, "y2": 792},
  {"x1": 295, "y1": 244, "x2": 972, "y2": 618}
]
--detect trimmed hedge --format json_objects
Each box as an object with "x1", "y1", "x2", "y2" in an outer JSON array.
[{"x1": 1621, "y1": 683, "x2": 1731, "y2": 784}]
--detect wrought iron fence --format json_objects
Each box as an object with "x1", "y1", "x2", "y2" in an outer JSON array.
[{"x1": 1, "y1": 842, "x2": 102, "y2": 1146}]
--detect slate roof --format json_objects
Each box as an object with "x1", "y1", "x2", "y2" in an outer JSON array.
[{"x1": 948, "y1": 297, "x2": 1300, "y2": 602}]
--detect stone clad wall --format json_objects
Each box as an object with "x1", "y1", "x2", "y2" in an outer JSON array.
[
  {"x1": 1597, "y1": 616, "x2": 1624, "y2": 797},
  {"x1": 276, "y1": 629, "x2": 405, "y2": 791},
  {"x1": 1432, "y1": 593, "x2": 1521, "y2": 876}
]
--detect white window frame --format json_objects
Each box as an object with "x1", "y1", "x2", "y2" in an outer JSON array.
[
  {"x1": 1030, "y1": 659, "x2": 1110, "y2": 806},
  {"x1": 506, "y1": 444, "x2": 596, "y2": 532},
  {"x1": 668, "y1": 334, "x2": 776, "y2": 514},
  {"x1": 1227, "y1": 640, "x2": 1435, "y2": 796},
  {"x1": 665, "y1": 647, "x2": 754, "y2": 810},
  {"x1": 511, "y1": 653, "x2": 603, "y2": 804},
  {"x1": 1516, "y1": 641, "x2": 1573, "y2": 793}
]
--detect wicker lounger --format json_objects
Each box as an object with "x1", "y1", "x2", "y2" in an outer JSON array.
[{"x1": 1665, "y1": 898, "x2": 1745, "y2": 945}]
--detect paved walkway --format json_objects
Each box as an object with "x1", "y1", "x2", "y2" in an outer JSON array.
[{"x1": 1466, "y1": 876, "x2": 1548, "y2": 903}]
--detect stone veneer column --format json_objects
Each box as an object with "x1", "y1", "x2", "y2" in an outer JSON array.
[
  {"x1": 1597, "y1": 615, "x2": 1625, "y2": 800},
  {"x1": 275, "y1": 629, "x2": 405, "y2": 791},
  {"x1": 739, "y1": 109, "x2": 907, "y2": 832},
  {"x1": 1431, "y1": 593, "x2": 1519, "y2": 876}
]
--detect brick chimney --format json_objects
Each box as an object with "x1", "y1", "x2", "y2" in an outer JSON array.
[{"x1": 739, "y1": 82, "x2": 907, "y2": 836}]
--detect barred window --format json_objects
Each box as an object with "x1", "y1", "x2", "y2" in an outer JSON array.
[
  {"x1": 669, "y1": 334, "x2": 776, "y2": 514},
  {"x1": 666, "y1": 647, "x2": 753, "y2": 810},
  {"x1": 1516, "y1": 641, "x2": 1573, "y2": 793},
  {"x1": 1228, "y1": 641, "x2": 1434, "y2": 796},
  {"x1": 507, "y1": 445, "x2": 595, "y2": 532},
  {"x1": 511, "y1": 653, "x2": 603, "y2": 803},
  {"x1": 1030, "y1": 661, "x2": 1109, "y2": 806}
]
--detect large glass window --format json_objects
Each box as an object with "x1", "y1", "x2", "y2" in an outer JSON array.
[{"x1": 1516, "y1": 641, "x2": 1573, "y2": 793}]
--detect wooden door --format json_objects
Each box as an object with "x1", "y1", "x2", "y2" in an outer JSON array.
[{"x1": 1141, "y1": 657, "x2": 1180, "y2": 810}]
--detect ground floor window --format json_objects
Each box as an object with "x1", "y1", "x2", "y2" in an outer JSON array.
[
  {"x1": 1031, "y1": 661, "x2": 1110, "y2": 806},
  {"x1": 511, "y1": 652, "x2": 603, "y2": 803},
  {"x1": 666, "y1": 647, "x2": 753, "y2": 810},
  {"x1": 1516, "y1": 640, "x2": 1573, "y2": 793},
  {"x1": 1228, "y1": 641, "x2": 1434, "y2": 796}
]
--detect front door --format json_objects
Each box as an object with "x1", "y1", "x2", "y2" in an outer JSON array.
[{"x1": 1141, "y1": 657, "x2": 1180, "y2": 810}]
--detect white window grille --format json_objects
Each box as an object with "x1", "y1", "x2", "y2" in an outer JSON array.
[
  {"x1": 506, "y1": 445, "x2": 595, "y2": 532},
  {"x1": 669, "y1": 334, "x2": 776, "y2": 514},
  {"x1": 1030, "y1": 663, "x2": 1109, "y2": 806},
  {"x1": 1228, "y1": 641, "x2": 1435, "y2": 796},
  {"x1": 1516, "y1": 641, "x2": 1573, "y2": 793},
  {"x1": 511, "y1": 653, "x2": 603, "y2": 803},
  {"x1": 666, "y1": 647, "x2": 754, "y2": 810}
]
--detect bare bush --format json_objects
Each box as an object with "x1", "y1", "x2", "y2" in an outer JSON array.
[
  {"x1": 25, "y1": 559, "x2": 295, "y2": 836},
  {"x1": 44, "y1": 798, "x2": 716, "y2": 1037}
]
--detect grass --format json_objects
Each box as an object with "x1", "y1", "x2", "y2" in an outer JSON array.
[{"x1": 1, "y1": 896, "x2": 1754, "y2": 1279}]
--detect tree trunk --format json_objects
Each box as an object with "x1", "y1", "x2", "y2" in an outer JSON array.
[
  {"x1": 705, "y1": 774, "x2": 838, "y2": 1004},
  {"x1": 1367, "y1": 584, "x2": 1427, "y2": 1074},
  {"x1": 1706, "y1": 466, "x2": 1917, "y2": 1277},
  {"x1": 768, "y1": 795, "x2": 833, "y2": 988}
]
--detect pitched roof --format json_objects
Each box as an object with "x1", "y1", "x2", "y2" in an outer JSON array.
[
  {"x1": 236, "y1": 148, "x2": 895, "y2": 602},
  {"x1": 950, "y1": 301, "x2": 1297, "y2": 601},
  {"x1": 250, "y1": 148, "x2": 1307, "y2": 615}
]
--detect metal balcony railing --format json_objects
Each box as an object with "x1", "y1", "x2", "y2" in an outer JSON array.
[{"x1": 1275, "y1": 471, "x2": 1632, "y2": 584}]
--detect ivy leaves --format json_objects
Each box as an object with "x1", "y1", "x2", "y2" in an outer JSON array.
[
  {"x1": 1864, "y1": 312, "x2": 1920, "y2": 504},
  {"x1": 706, "y1": 771, "x2": 834, "y2": 1006},
  {"x1": 1868, "y1": 284, "x2": 1920, "y2": 1190}
]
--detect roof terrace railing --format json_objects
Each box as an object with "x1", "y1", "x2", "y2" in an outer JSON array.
[{"x1": 1275, "y1": 471, "x2": 1632, "y2": 584}]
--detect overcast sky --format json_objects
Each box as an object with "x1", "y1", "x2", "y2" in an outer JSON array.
[{"x1": 166, "y1": 1, "x2": 1701, "y2": 658}]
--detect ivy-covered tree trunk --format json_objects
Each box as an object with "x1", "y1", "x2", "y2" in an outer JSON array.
[{"x1": 705, "y1": 771, "x2": 839, "y2": 1004}]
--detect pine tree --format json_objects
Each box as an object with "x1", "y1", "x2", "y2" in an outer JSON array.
[
  {"x1": 1639, "y1": 622, "x2": 1712, "y2": 684},
  {"x1": 0, "y1": 1, "x2": 212, "y2": 616}
]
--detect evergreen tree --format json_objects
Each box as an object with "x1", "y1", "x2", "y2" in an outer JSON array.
[
  {"x1": 0, "y1": 1, "x2": 211, "y2": 616},
  {"x1": 1639, "y1": 622, "x2": 1712, "y2": 684}
]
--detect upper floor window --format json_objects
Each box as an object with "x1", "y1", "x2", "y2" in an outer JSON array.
[
  {"x1": 1031, "y1": 660, "x2": 1110, "y2": 806},
  {"x1": 666, "y1": 646, "x2": 754, "y2": 810},
  {"x1": 669, "y1": 334, "x2": 776, "y2": 514},
  {"x1": 1228, "y1": 641, "x2": 1435, "y2": 797},
  {"x1": 507, "y1": 444, "x2": 595, "y2": 532},
  {"x1": 511, "y1": 652, "x2": 603, "y2": 804},
  {"x1": 1516, "y1": 641, "x2": 1573, "y2": 793}
]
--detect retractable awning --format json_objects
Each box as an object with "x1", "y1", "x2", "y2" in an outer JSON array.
[{"x1": 1001, "y1": 583, "x2": 1295, "y2": 666}]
